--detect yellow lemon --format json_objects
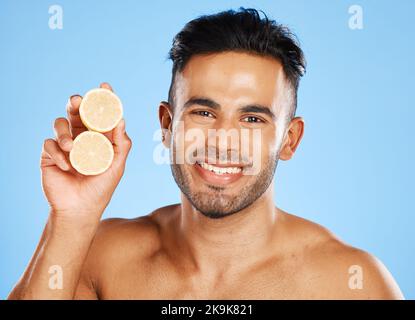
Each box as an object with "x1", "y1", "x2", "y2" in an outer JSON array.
[
  {"x1": 69, "y1": 131, "x2": 114, "y2": 175},
  {"x1": 79, "y1": 88, "x2": 123, "y2": 133}
]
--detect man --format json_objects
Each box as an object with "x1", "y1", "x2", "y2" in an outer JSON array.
[{"x1": 9, "y1": 8, "x2": 403, "y2": 299}]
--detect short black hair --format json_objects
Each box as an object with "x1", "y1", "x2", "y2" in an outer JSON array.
[{"x1": 167, "y1": 7, "x2": 306, "y2": 119}]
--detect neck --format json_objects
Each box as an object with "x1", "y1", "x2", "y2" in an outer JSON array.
[{"x1": 176, "y1": 184, "x2": 279, "y2": 276}]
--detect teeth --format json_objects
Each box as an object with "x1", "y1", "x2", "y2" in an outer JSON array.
[{"x1": 198, "y1": 162, "x2": 242, "y2": 175}]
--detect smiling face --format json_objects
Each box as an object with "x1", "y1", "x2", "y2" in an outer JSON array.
[{"x1": 160, "y1": 51, "x2": 302, "y2": 219}]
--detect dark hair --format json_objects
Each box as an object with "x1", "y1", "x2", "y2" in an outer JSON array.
[{"x1": 167, "y1": 7, "x2": 306, "y2": 118}]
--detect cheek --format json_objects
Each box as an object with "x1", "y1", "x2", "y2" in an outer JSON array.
[
  {"x1": 171, "y1": 126, "x2": 210, "y2": 165},
  {"x1": 246, "y1": 129, "x2": 277, "y2": 172},
  {"x1": 250, "y1": 128, "x2": 277, "y2": 155},
  {"x1": 263, "y1": 137, "x2": 279, "y2": 157}
]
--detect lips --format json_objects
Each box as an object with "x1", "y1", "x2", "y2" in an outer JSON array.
[{"x1": 193, "y1": 160, "x2": 244, "y2": 186}]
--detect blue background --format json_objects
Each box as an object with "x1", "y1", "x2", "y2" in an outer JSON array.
[{"x1": 0, "y1": 0, "x2": 413, "y2": 299}]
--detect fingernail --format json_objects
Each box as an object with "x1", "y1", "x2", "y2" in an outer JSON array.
[{"x1": 70, "y1": 95, "x2": 81, "y2": 103}]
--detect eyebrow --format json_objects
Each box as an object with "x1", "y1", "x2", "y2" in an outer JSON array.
[
  {"x1": 183, "y1": 97, "x2": 220, "y2": 110},
  {"x1": 238, "y1": 105, "x2": 276, "y2": 120},
  {"x1": 183, "y1": 96, "x2": 276, "y2": 120}
]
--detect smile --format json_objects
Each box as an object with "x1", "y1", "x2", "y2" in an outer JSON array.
[
  {"x1": 194, "y1": 161, "x2": 244, "y2": 186},
  {"x1": 197, "y1": 161, "x2": 242, "y2": 174}
]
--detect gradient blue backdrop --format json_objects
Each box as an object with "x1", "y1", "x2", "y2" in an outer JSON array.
[{"x1": 0, "y1": 0, "x2": 413, "y2": 299}]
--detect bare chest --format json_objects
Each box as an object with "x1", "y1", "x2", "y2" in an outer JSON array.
[{"x1": 97, "y1": 256, "x2": 329, "y2": 299}]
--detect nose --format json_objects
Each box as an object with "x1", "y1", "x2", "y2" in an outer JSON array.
[{"x1": 206, "y1": 117, "x2": 241, "y2": 163}]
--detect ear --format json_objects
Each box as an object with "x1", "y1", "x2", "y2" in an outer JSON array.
[
  {"x1": 279, "y1": 116, "x2": 305, "y2": 161},
  {"x1": 158, "y1": 101, "x2": 173, "y2": 148}
]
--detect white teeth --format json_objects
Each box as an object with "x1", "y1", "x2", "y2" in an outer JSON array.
[{"x1": 198, "y1": 162, "x2": 242, "y2": 175}]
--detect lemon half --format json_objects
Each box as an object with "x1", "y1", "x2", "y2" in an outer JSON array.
[
  {"x1": 69, "y1": 131, "x2": 114, "y2": 175},
  {"x1": 79, "y1": 88, "x2": 123, "y2": 133}
]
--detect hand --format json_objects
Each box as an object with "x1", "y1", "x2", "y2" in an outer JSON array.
[{"x1": 40, "y1": 83, "x2": 132, "y2": 225}]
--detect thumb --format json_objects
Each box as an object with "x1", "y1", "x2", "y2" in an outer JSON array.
[{"x1": 112, "y1": 119, "x2": 132, "y2": 167}]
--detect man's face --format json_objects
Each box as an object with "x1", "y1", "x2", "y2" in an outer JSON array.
[{"x1": 167, "y1": 51, "x2": 292, "y2": 219}]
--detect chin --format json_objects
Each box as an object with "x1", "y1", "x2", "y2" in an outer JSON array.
[{"x1": 188, "y1": 191, "x2": 246, "y2": 219}]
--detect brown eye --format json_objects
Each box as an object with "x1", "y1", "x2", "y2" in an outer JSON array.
[
  {"x1": 194, "y1": 110, "x2": 214, "y2": 118},
  {"x1": 242, "y1": 116, "x2": 263, "y2": 123}
]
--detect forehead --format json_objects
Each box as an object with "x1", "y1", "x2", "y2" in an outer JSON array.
[{"x1": 176, "y1": 51, "x2": 286, "y2": 107}]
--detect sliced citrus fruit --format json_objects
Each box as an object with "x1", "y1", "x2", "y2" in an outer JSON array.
[
  {"x1": 79, "y1": 88, "x2": 123, "y2": 133},
  {"x1": 69, "y1": 131, "x2": 114, "y2": 175}
]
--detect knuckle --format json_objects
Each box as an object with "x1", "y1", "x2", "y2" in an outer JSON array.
[
  {"x1": 124, "y1": 136, "x2": 132, "y2": 149},
  {"x1": 51, "y1": 149, "x2": 65, "y2": 161},
  {"x1": 57, "y1": 153, "x2": 67, "y2": 162},
  {"x1": 58, "y1": 133, "x2": 71, "y2": 142}
]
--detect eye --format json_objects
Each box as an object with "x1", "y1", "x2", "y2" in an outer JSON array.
[
  {"x1": 192, "y1": 110, "x2": 215, "y2": 118},
  {"x1": 242, "y1": 116, "x2": 264, "y2": 123}
]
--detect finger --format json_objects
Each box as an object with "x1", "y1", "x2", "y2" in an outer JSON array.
[
  {"x1": 66, "y1": 95, "x2": 87, "y2": 137},
  {"x1": 40, "y1": 151, "x2": 55, "y2": 168},
  {"x1": 103, "y1": 130, "x2": 114, "y2": 144},
  {"x1": 66, "y1": 94, "x2": 82, "y2": 117},
  {"x1": 53, "y1": 117, "x2": 73, "y2": 152},
  {"x1": 42, "y1": 139, "x2": 71, "y2": 171},
  {"x1": 112, "y1": 119, "x2": 132, "y2": 168},
  {"x1": 100, "y1": 82, "x2": 113, "y2": 92}
]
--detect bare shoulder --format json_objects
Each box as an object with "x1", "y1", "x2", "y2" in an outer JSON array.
[
  {"x1": 74, "y1": 204, "x2": 180, "y2": 299},
  {"x1": 84, "y1": 204, "x2": 180, "y2": 275},
  {"x1": 280, "y1": 209, "x2": 404, "y2": 299}
]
